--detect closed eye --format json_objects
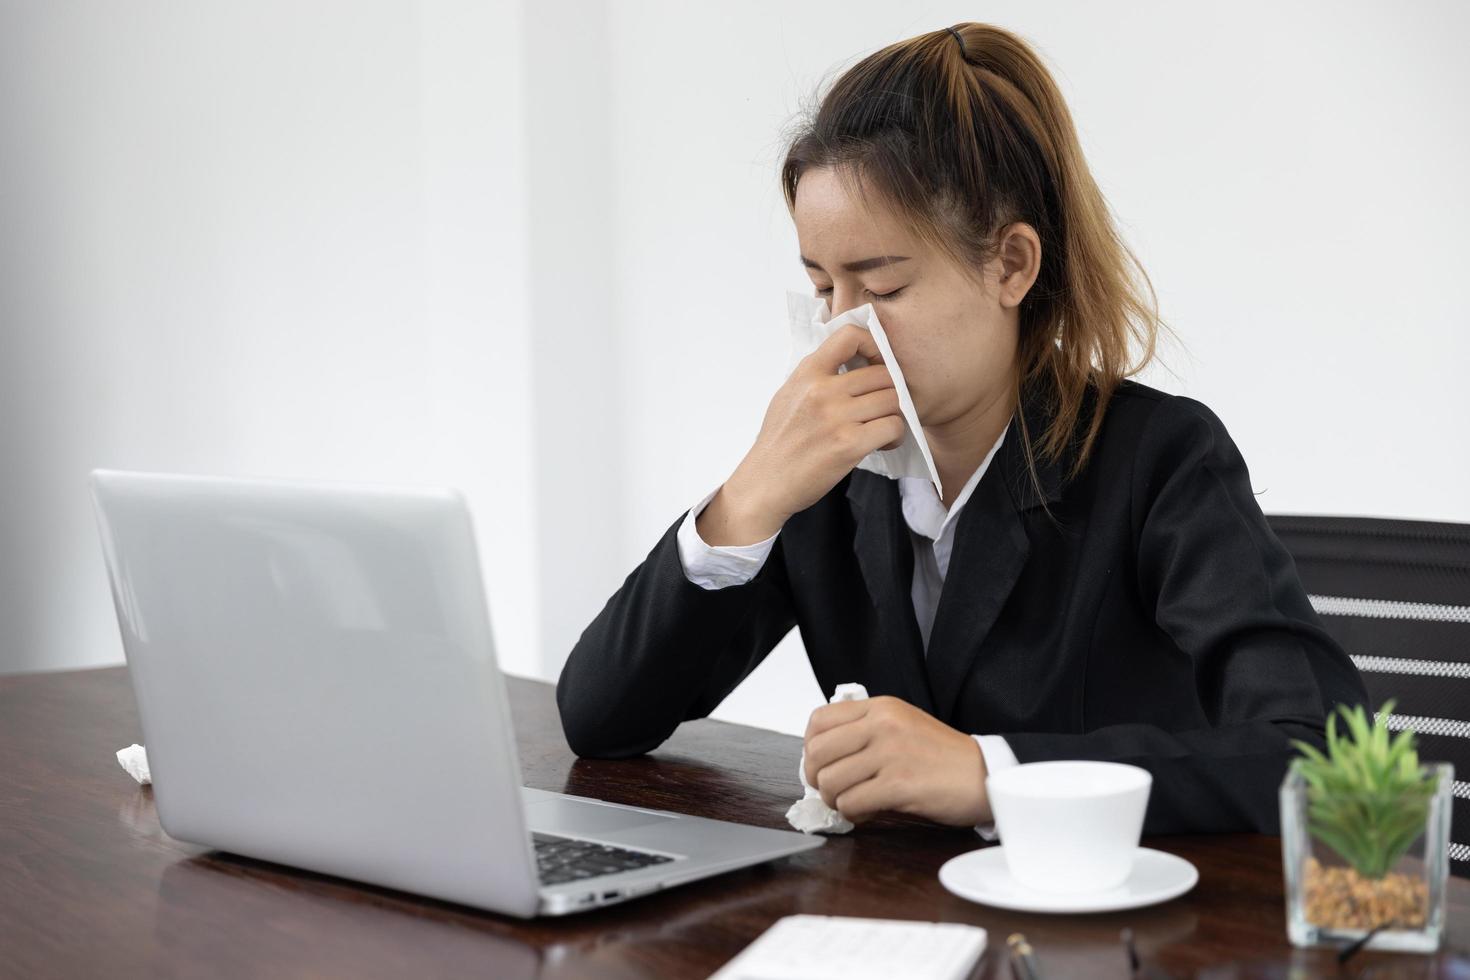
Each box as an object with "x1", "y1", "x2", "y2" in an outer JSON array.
[{"x1": 814, "y1": 285, "x2": 906, "y2": 302}]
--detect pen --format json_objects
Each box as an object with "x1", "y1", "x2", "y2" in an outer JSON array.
[
  {"x1": 1121, "y1": 927, "x2": 1180, "y2": 980},
  {"x1": 1007, "y1": 932, "x2": 1043, "y2": 980}
]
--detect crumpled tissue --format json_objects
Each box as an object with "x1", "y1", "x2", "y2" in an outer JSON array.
[
  {"x1": 786, "y1": 682, "x2": 869, "y2": 834},
  {"x1": 116, "y1": 743, "x2": 151, "y2": 784},
  {"x1": 786, "y1": 290, "x2": 943, "y2": 501}
]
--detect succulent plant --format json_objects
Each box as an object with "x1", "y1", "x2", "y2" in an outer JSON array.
[{"x1": 1289, "y1": 699, "x2": 1440, "y2": 880}]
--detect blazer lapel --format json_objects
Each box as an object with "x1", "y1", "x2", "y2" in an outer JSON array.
[
  {"x1": 924, "y1": 392, "x2": 1068, "y2": 724},
  {"x1": 843, "y1": 471, "x2": 936, "y2": 715}
]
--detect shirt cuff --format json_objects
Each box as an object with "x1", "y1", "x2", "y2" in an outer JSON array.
[
  {"x1": 675, "y1": 485, "x2": 780, "y2": 590},
  {"x1": 971, "y1": 734, "x2": 1018, "y2": 841}
]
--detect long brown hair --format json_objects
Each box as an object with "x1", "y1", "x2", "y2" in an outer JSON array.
[{"x1": 780, "y1": 22, "x2": 1171, "y2": 493}]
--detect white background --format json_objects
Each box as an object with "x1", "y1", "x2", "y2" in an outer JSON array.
[{"x1": 2, "y1": 1, "x2": 1466, "y2": 739}]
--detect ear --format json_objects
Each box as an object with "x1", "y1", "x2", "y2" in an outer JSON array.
[{"x1": 995, "y1": 221, "x2": 1041, "y2": 309}]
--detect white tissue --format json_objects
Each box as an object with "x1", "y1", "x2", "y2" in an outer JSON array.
[
  {"x1": 786, "y1": 291, "x2": 943, "y2": 501},
  {"x1": 116, "y1": 743, "x2": 151, "y2": 784},
  {"x1": 786, "y1": 682, "x2": 870, "y2": 834}
]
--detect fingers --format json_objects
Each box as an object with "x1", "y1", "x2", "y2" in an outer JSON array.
[
  {"x1": 860, "y1": 415, "x2": 908, "y2": 453},
  {"x1": 833, "y1": 774, "x2": 890, "y2": 822},
  {"x1": 844, "y1": 387, "x2": 902, "y2": 424},
  {"x1": 801, "y1": 695, "x2": 918, "y2": 822},
  {"x1": 835, "y1": 363, "x2": 894, "y2": 397},
  {"x1": 807, "y1": 323, "x2": 883, "y2": 375},
  {"x1": 816, "y1": 750, "x2": 882, "y2": 812},
  {"x1": 805, "y1": 698, "x2": 870, "y2": 742},
  {"x1": 803, "y1": 716, "x2": 872, "y2": 785}
]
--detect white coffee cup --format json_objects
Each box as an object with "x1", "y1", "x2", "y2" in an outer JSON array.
[{"x1": 985, "y1": 760, "x2": 1152, "y2": 894}]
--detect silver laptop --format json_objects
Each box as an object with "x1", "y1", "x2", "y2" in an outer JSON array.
[{"x1": 88, "y1": 468, "x2": 823, "y2": 918}]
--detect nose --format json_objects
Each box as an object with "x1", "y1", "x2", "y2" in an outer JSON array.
[{"x1": 829, "y1": 285, "x2": 862, "y2": 318}]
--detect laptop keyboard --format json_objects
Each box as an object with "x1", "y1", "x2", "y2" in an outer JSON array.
[{"x1": 532, "y1": 831, "x2": 676, "y2": 885}]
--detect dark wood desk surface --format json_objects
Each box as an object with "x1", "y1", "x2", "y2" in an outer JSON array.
[{"x1": 2, "y1": 667, "x2": 1465, "y2": 979}]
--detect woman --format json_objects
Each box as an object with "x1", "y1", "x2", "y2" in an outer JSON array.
[{"x1": 555, "y1": 23, "x2": 1367, "y2": 836}]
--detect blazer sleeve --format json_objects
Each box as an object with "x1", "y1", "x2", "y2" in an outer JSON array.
[
  {"x1": 555, "y1": 507, "x2": 799, "y2": 759},
  {"x1": 1001, "y1": 395, "x2": 1370, "y2": 835}
]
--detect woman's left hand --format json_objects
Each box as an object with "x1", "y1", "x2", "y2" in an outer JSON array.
[{"x1": 802, "y1": 695, "x2": 992, "y2": 827}]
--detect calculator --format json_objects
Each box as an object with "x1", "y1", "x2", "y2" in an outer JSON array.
[{"x1": 708, "y1": 914, "x2": 988, "y2": 980}]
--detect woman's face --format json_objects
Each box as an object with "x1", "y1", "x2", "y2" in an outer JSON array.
[{"x1": 793, "y1": 166, "x2": 1039, "y2": 431}]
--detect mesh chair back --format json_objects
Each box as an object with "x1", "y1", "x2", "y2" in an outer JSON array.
[{"x1": 1267, "y1": 514, "x2": 1470, "y2": 876}]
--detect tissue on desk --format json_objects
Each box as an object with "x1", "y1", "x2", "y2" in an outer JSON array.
[
  {"x1": 786, "y1": 291, "x2": 943, "y2": 501},
  {"x1": 786, "y1": 682, "x2": 869, "y2": 834},
  {"x1": 117, "y1": 743, "x2": 151, "y2": 785}
]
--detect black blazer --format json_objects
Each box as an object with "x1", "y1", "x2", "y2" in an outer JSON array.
[{"x1": 556, "y1": 377, "x2": 1369, "y2": 835}]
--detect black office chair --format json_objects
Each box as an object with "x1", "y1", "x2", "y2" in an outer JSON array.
[{"x1": 1267, "y1": 514, "x2": 1470, "y2": 877}]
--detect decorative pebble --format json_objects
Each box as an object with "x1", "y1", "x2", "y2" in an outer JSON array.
[{"x1": 1303, "y1": 857, "x2": 1428, "y2": 930}]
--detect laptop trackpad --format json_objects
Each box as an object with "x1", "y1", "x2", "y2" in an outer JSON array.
[{"x1": 526, "y1": 797, "x2": 680, "y2": 835}]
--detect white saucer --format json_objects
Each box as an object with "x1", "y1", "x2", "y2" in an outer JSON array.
[{"x1": 938, "y1": 846, "x2": 1198, "y2": 914}]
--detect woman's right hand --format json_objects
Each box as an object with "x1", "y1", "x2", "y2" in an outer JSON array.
[{"x1": 695, "y1": 324, "x2": 907, "y2": 546}]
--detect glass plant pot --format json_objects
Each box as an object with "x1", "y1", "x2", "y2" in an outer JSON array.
[{"x1": 1280, "y1": 762, "x2": 1453, "y2": 953}]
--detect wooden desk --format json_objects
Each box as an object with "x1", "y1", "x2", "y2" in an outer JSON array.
[{"x1": 2, "y1": 666, "x2": 1465, "y2": 979}]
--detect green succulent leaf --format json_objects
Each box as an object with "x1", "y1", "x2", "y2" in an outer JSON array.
[{"x1": 1291, "y1": 700, "x2": 1438, "y2": 880}]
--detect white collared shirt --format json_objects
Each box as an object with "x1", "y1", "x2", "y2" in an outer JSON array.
[{"x1": 674, "y1": 423, "x2": 1018, "y2": 839}]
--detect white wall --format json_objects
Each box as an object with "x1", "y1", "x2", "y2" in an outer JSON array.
[
  {"x1": 0, "y1": 1, "x2": 542, "y2": 677},
  {"x1": 522, "y1": 0, "x2": 629, "y2": 678},
  {"x1": 4, "y1": 2, "x2": 1466, "y2": 742}
]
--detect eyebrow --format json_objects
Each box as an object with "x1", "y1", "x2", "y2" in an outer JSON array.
[{"x1": 800, "y1": 254, "x2": 911, "y2": 274}]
